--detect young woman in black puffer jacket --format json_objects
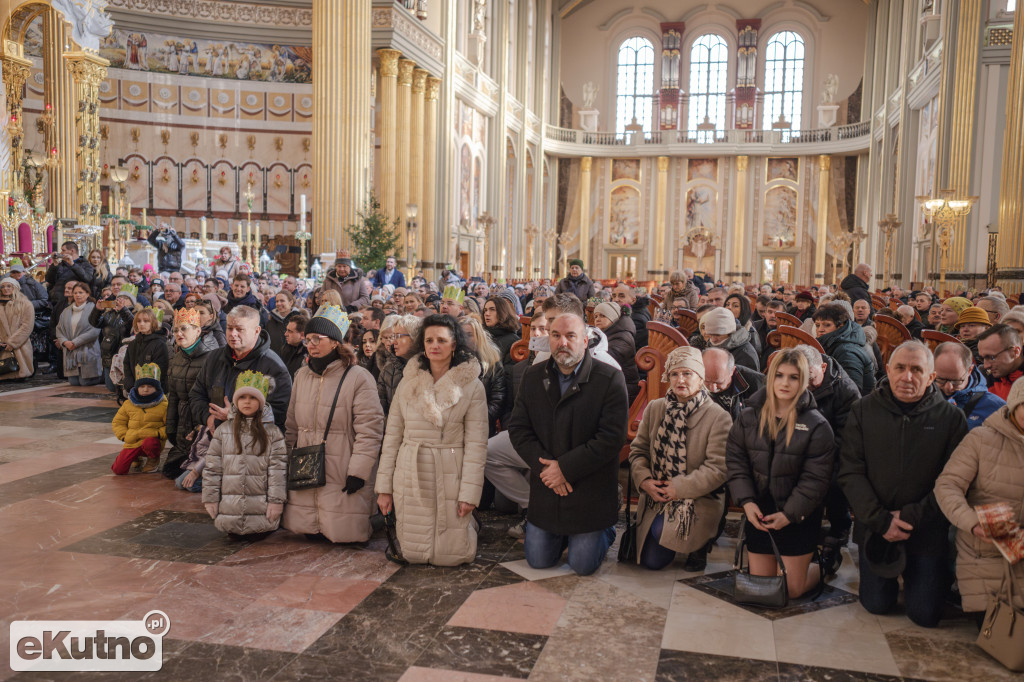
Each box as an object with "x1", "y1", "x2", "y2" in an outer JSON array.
[{"x1": 726, "y1": 348, "x2": 834, "y2": 599}]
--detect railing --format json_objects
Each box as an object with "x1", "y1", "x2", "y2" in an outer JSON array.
[{"x1": 544, "y1": 120, "x2": 871, "y2": 146}]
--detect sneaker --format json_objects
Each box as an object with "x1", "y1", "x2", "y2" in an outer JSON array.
[
  {"x1": 129, "y1": 458, "x2": 143, "y2": 473},
  {"x1": 507, "y1": 517, "x2": 526, "y2": 540},
  {"x1": 140, "y1": 458, "x2": 159, "y2": 474}
]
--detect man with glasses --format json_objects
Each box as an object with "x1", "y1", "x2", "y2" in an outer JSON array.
[
  {"x1": 933, "y1": 342, "x2": 1004, "y2": 431},
  {"x1": 976, "y1": 324, "x2": 1024, "y2": 400}
]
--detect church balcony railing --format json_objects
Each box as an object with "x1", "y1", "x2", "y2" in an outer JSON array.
[{"x1": 542, "y1": 120, "x2": 871, "y2": 157}]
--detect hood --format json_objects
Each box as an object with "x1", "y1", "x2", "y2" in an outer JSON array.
[
  {"x1": 813, "y1": 356, "x2": 852, "y2": 399},
  {"x1": 222, "y1": 329, "x2": 273, "y2": 368},
  {"x1": 226, "y1": 291, "x2": 261, "y2": 308},
  {"x1": 840, "y1": 274, "x2": 869, "y2": 292},
  {"x1": 605, "y1": 313, "x2": 636, "y2": 337},
  {"x1": 532, "y1": 326, "x2": 621, "y2": 370},
  {"x1": 948, "y1": 365, "x2": 991, "y2": 404},
  {"x1": 128, "y1": 385, "x2": 165, "y2": 407},
  {"x1": 712, "y1": 323, "x2": 751, "y2": 351},
  {"x1": 819, "y1": 319, "x2": 866, "y2": 349},
  {"x1": 982, "y1": 407, "x2": 1024, "y2": 444},
  {"x1": 744, "y1": 386, "x2": 819, "y2": 414},
  {"x1": 227, "y1": 402, "x2": 276, "y2": 425},
  {"x1": 180, "y1": 331, "x2": 220, "y2": 358},
  {"x1": 401, "y1": 356, "x2": 483, "y2": 428}
]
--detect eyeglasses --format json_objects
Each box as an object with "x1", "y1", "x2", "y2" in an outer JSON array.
[
  {"x1": 935, "y1": 372, "x2": 970, "y2": 388},
  {"x1": 171, "y1": 326, "x2": 195, "y2": 334},
  {"x1": 392, "y1": 333, "x2": 410, "y2": 340},
  {"x1": 980, "y1": 347, "x2": 1015, "y2": 364},
  {"x1": 303, "y1": 334, "x2": 330, "y2": 346}
]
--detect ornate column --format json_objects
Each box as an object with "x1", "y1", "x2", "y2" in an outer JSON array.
[
  {"x1": 43, "y1": 10, "x2": 77, "y2": 223},
  {"x1": 997, "y1": 5, "x2": 1024, "y2": 293},
  {"x1": 394, "y1": 59, "x2": 414, "y2": 227},
  {"x1": 814, "y1": 155, "x2": 831, "y2": 285},
  {"x1": 578, "y1": 156, "x2": 592, "y2": 274},
  {"x1": 654, "y1": 156, "x2": 668, "y2": 278},
  {"x1": 376, "y1": 49, "x2": 400, "y2": 224},
  {"x1": 1, "y1": 51, "x2": 32, "y2": 192},
  {"x1": 66, "y1": 53, "x2": 109, "y2": 225},
  {"x1": 313, "y1": 0, "x2": 370, "y2": 253},
  {"x1": 422, "y1": 76, "x2": 440, "y2": 278},
  {"x1": 730, "y1": 155, "x2": 749, "y2": 281},
  {"x1": 409, "y1": 68, "x2": 427, "y2": 270}
]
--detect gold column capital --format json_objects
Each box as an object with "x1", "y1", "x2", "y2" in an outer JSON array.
[
  {"x1": 398, "y1": 59, "x2": 415, "y2": 86},
  {"x1": 581, "y1": 157, "x2": 592, "y2": 173},
  {"x1": 426, "y1": 76, "x2": 441, "y2": 101},
  {"x1": 412, "y1": 68, "x2": 428, "y2": 94},
  {"x1": 818, "y1": 154, "x2": 831, "y2": 172},
  {"x1": 657, "y1": 156, "x2": 669, "y2": 172},
  {"x1": 378, "y1": 48, "x2": 401, "y2": 77},
  {"x1": 737, "y1": 155, "x2": 749, "y2": 172}
]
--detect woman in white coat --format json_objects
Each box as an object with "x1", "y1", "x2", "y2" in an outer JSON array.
[
  {"x1": 56, "y1": 282, "x2": 103, "y2": 385},
  {"x1": 376, "y1": 314, "x2": 488, "y2": 566},
  {"x1": 0, "y1": 277, "x2": 35, "y2": 380}
]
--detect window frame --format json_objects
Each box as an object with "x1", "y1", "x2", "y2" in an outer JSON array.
[
  {"x1": 761, "y1": 29, "x2": 806, "y2": 133},
  {"x1": 614, "y1": 34, "x2": 657, "y2": 136},
  {"x1": 687, "y1": 32, "x2": 730, "y2": 141}
]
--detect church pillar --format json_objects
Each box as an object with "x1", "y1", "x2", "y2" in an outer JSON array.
[
  {"x1": 578, "y1": 156, "x2": 592, "y2": 275},
  {"x1": 66, "y1": 53, "x2": 109, "y2": 225},
  {"x1": 814, "y1": 155, "x2": 831, "y2": 286},
  {"x1": 42, "y1": 10, "x2": 77, "y2": 224},
  {"x1": 409, "y1": 68, "x2": 427, "y2": 273},
  {"x1": 654, "y1": 156, "x2": 668, "y2": 279},
  {"x1": 1, "y1": 52, "x2": 31, "y2": 192},
  {"x1": 395, "y1": 59, "x2": 414, "y2": 228},
  {"x1": 730, "y1": 155, "x2": 749, "y2": 282},
  {"x1": 422, "y1": 76, "x2": 440, "y2": 279},
  {"x1": 376, "y1": 49, "x2": 400, "y2": 226},
  {"x1": 997, "y1": 4, "x2": 1024, "y2": 293},
  {"x1": 313, "y1": 0, "x2": 370, "y2": 253}
]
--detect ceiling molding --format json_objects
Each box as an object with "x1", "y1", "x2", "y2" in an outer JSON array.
[
  {"x1": 640, "y1": 7, "x2": 668, "y2": 23},
  {"x1": 108, "y1": 11, "x2": 311, "y2": 46},
  {"x1": 598, "y1": 8, "x2": 634, "y2": 31},
  {"x1": 679, "y1": 4, "x2": 712, "y2": 23},
  {"x1": 792, "y1": 1, "x2": 831, "y2": 22}
]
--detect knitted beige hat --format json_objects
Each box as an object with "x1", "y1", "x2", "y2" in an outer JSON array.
[{"x1": 594, "y1": 301, "x2": 621, "y2": 324}]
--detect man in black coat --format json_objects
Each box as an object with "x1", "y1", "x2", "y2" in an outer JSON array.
[
  {"x1": 839, "y1": 340, "x2": 968, "y2": 628},
  {"x1": 147, "y1": 225, "x2": 186, "y2": 272},
  {"x1": 45, "y1": 241, "x2": 95, "y2": 307},
  {"x1": 702, "y1": 348, "x2": 764, "y2": 420},
  {"x1": 509, "y1": 311, "x2": 627, "y2": 576},
  {"x1": 611, "y1": 283, "x2": 649, "y2": 351},
  {"x1": 839, "y1": 263, "x2": 873, "y2": 307},
  {"x1": 189, "y1": 305, "x2": 292, "y2": 431}
]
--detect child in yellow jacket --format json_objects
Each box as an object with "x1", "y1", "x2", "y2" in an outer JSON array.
[{"x1": 112, "y1": 363, "x2": 168, "y2": 474}]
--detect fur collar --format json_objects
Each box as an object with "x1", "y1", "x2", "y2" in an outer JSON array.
[{"x1": 401, "y1": 357, "x2": 481, "y2": 428}]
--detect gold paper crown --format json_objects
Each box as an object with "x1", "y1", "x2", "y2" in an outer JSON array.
[
  {"x1": 442, "y1": 284, "x2": 464, "y2": 304},
  {"x1": 135, "y1": 362, "x2": 160, "y2": 381},
  {"x1": 235, "y1": 370, "x2": 271, "y2": 398},
  {"x1": 173, "y1": 308, "x2": 201, "y2": 327}
]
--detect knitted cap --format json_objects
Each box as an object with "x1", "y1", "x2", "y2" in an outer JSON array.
[
  {"x1": 702, "y1": 307, "x2": 736, "y2": 335},
  {"x1": 955, "y1": 307, "x2": 992, "y2": 330},
  {"x1": 117, "y1": 283, "x2": 138, "y2": 305},
  {"x1": 442, "y1": 284, "x2": 465, "y2": 304},
  {"x1": 943, "y1": 296, "x2": 972, "y2": 317},
  {"x1": 306, "y1": 303, "x2": 350, "y2": 343},
  {"x1": 662, "y1": 346, "x2": 705, "y2": 382},
  {"x1": 1007, "y1": 376, "x2": 1024, "y2": 414},
  {"x1": 334, "y1": 250, "x2": 353, "y2": 267},
  {"x1": 796, "y1": 291, "x2": 814, "y2": 302},
  {"x1": 568, "y1": 258, "x2": 584, "y2": 270},
  {"x1": 1, "y1": 276, "x2": 19, "y2": 289},
  {"x1": 594, "y1": 301, "x2": 621, "y2": 324},
  {"x1": 173, "y1": 308, "x2": 201, "y2": 328},
  {"x1": 234, "y1": 370, "x2": 272, "y2": 409}
]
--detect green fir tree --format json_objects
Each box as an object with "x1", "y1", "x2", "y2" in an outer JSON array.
[{"x1": 345, "y1": 194, "x2": 401, "y2": 272}]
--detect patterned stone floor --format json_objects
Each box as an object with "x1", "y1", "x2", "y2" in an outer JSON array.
[{"x1": 1, "y1": 383, "x2": 1019, "y2": 681}]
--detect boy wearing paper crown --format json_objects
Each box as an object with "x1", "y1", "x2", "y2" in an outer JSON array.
[
  {"x1": 111, "y1": 362, "x2": 169, "y2": 474},
  {"x1": 203, "y1": 370, "x2": 288, "y2": 537}
]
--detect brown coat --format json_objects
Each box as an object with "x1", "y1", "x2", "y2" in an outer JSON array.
[
  {"x1": 0, "y1": 292, "x2": 34, "y2": 380},
  {"x1": 935, "y1": 408, "x2": 1024, "y2": 613},
  {"x1": 282, "y1": 360, "x2": 385, "y2": 542},
  {"x1": 322, "y1": 269, "x2": 370, "y2": 310},
  {"x1": 628, "y1": 396, "x2": 732, "y2": 561},
  {"x1": 665, "y1": 281, "x2": 699, "y2": 310}
]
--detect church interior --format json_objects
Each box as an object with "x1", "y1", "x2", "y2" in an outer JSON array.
[{"x1": 2, "y1": 0, "x2": 1024, "y2": 679}]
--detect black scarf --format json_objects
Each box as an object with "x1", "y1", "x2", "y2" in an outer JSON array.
[{"x1": 308, "y1": 348, "x2": 340, "y2": 375}]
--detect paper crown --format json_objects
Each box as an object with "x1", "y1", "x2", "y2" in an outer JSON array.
[
  {"x1": 311, "y1": 303, "x2": 350, "y2": 339},
  {"x1": 173, "y1": 308, "x2": 201, "y2": 327},
  {"x1": 118, "y1": 283, "x2": 139, "y2": 301},
  {"x1": 145, "y1": 306, "x2": 165, "y2": 324},
  {"x1": 235, "y1": 370, "x2": 271, "y2": 398},
  {"x1": 442, "y1": 284, "x2": 465, "y2": 304},
  {"x1": 135, "y1": 363, "x2": 161, "y2": 381},
  {"x1": 9, "y1": 257, "x2": 23, "y2": 267}
]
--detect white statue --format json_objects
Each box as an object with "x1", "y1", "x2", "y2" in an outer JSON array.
[
  {"x1": 582, "y1": 81, "x2": 599, "y2": 110},
  {"x1": 821, "y1": 74, "x2": 839, "y2": 105},
  {"x1": 50, "y1": 0, "x2": 113, "y2": 53},
  {"x1": 472, "y1": 0, "x2": 487, "y2": 35}
]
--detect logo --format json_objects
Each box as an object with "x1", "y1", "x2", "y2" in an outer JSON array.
[{"x1": 10, "y1": 611, "x2": 169, "y2": 672}]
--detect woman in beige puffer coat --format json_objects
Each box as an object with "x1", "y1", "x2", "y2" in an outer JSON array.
[
  {"x1": 935, "y1": 377, "x2": 1024, "y2": 615},
  {"x1": 376, "y1": 314, "x2": 488, "y2": 566}
]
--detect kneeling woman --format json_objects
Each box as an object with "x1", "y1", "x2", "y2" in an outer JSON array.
[
  {"x1": 726, "y1": 349, "x2": 834, "y2": 598},
  {"x1": 376, "y1": 314, "x2": 488, "y2": 566},
  {"x1": 629, "y1": 346, "x2": 732, "y2": 571}
]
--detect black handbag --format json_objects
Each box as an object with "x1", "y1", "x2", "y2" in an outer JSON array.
[
  {"x1": 618, "y1": 466, "x2": 638, "y2": 563},
  {"x1": 733, "y1": 526, "x2": 789, "y2": 608},
  {"x1": 286, "y1": 366, "x2": 351, "y2": 490},
  {"x1": 0, "y1": 350, "x2": 20, "y2": 375}
]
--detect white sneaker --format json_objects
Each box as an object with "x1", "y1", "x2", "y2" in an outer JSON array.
[{"x1": 507, "y1": 517, "x2": 526, "y2": 539}]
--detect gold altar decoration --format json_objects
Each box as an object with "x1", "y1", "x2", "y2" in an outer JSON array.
[{"x1": 916, "y1": 189, "x2": 978, "y2": 291}]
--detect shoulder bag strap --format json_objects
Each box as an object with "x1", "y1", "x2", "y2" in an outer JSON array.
[
  {"x1": 766, "y1": 529, "x2": 788, "y2": 579},
  {"x1": 319, "y1": 366, "x2": 353, "y2": 444},
  {"x1": 734, "y1": 522, "x2": 747, "y2": 569}
]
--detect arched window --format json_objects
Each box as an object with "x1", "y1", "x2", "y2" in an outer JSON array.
[
  {"x1": 688, "y1": 33, "x2": 729, "y2": 141},
  {"x1": 762, "y1": 31, "x2": 805, "y2": 132},
  {"x1": 616, "y1": 36, "x2": 655, "y2": 135}
]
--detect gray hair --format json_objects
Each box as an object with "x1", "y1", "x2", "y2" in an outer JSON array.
[
  {"x1": 896, "y1": 305, "x2": 915, "y2": 320},
  {"x1": 832, "y1": 300, "x2": 854, "y2": 320},
  {"x1": 390, "y1": 313, "x2": 423, "y2": 342},
  {"x1": 890, "y1": 339, "x2": 934, "y2": 371},
  {"x1": 980, "y1": 296, "x2": 1010, "y2": 317},
  {"x1": 933, "y1": 341, "x2": 972, "y2": 370},
  {"x1": 701, "y1": 347, "x2": 735, "y2": 371},
  {"x1": 226, "y1": 305, "x2": 260, "y2": 325},
  {"x1": 793, "y1": 343, "x2": 823, "y2": 368}
]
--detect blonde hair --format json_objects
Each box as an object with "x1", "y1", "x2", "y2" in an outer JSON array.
[
  {"x1": 321, "y1": 290, "x2": 344, "y2": 307},
  {"x1": 460, "y1": 315, "x2": 501, "y2": 370},
  {"x1": 759, "y1": 349, "x2": 809, "y2": 447}
]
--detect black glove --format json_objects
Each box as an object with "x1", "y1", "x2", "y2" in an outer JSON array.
[{"x1": 342, "y1": 476, "x2": 365, "y2": 494}]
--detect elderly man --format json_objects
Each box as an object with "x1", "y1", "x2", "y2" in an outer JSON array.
[
  {"x1": 977, "y1": 324, "x2": 1024, "y2": 400},
  {"x1": 840, "y1": 263, "x2": 873, "y2": 306},
  {"x1": 509, "y1": 307, "x2": 628, "y2": 576},
  {"x1": 612, "y1": 282, "x2": 649, "y2": 350},
  {"x1": 702, "y1": 347, "x2": 764, "y2": 420},
  {"x1": 933, "y1": 341, "x2": 1005, "y2": 431},
  {"x1": 164, "y1": 283, "x2": 184, "y2": 309},
  {"x1": 976, "y1": 295, "x2": 1009, "y2": 325},
  {"x1": 839, "y1": 340, "x2": 968, "y2": 627},
  {"x1": 8, "y1": 259, "x2": 47, "y2": 310},
  {"x1": 322, "y1": 251, "x2": 370, "y2": 311},
  {"x1": 852, "y1": 299, "x2": 873, "y2": 327},
  {"x1": 189, "y1": 305, "x2": 291, "y2": 432},
  {"x1": 554, "y1": 259, "x2": 597, "y2": 301},
  {"x1": 895, "y1": 305, "x2": 923, "y2": 339}
]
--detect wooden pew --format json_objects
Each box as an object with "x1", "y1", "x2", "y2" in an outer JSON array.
[
  {"x1": 774, "y1": 311, "x2": 803, "y2": 329},
  {"x1": 921, "y1": 329, "x2": 960, "y2": 352},
  {"x1": 672, "y1": 309, "x2": 699, "y2": 338},
  {"x1": 873, "y1": 315, "x2": 911, "y2": 365}
]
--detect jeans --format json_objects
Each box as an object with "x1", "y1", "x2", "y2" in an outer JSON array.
[
  {"x1": 523, "y1": 521, "x2": 616, "y2": 576},
  {"x1": 640, "y1": 513, "x2": 677, "y2": 571},
  {"x1": 174, "y1": 470, "x2": 202, "y2": 493},
  {"x1": 103, "y1": 365, "x2": 117, "y2": 393},
  {"x1": 858, "y1": 544, "x2": 951, "y2": 628}
]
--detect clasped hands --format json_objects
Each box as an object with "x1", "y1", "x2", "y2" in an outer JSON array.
[
  {"x1": 640, "y1": 478, "x2": 677, "y2": 503},
  {"x1": 742, "y1": 502, "x2": 791, "y2": 531},
  {"x1": 538, "y1": 457, "x2": 572, "y2": 497}
]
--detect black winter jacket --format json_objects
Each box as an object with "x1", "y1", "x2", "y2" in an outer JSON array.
[
  {"x1": 838, "y1": 380, "x2": 968, "y2": 555},
  {"x1": 630, "y1": 298, "x2": 651, "y2": 350},
  {"x1": 709, "y1": 365, "x2": 765, "y2": 421},
  {"x1": 147, "y1": 228, "x2": 186, "y2": 272},
  {"x1": 122, "y1": 331, "x2": 170, "y2": 391},
  {"x1": 222, "y1": 291, "x2": 270, "y2": 328},
  {"x1": 166, "y1": 333, "x2": 220, "y2": 449},
  {"x1": 484, "y1": 325, "x2": 520, "y2": 375},
  {"x1": 726, "y1": 389, "x2": 835, "y2": 524},
  {"x1": 817, "y1": 320, "x2": 875, "y2": 396},
  {"x1": 280, "y1": 341, "x2": 308, "y2": 378},
  {"x1": 509, "y1": 352, "x2": 628, "y2": 535},
  {"x1": 18, "y1": 275, "x2": 49, "y2": 311},
  {"x1": 89, "y1": 303, "x2": 134, "y2": 366},
  {"x1": 265, "y1": 309, "x2": 299, "y2": 355},
  {"x1": 809, "y1": 356, "x2": 859, "y2": 459},
  {"x1": 705, "y1": 324, "x2": 760, "y2": 372},
  {"x1": 480, "y1": 362, "x2": 507, "y2": 436},
  {"x1": 188, "y1": 329, "x2": 292, "y2": 431},
  {"x1": 377, "y1": 353, "x2": 408, "y2": 416},
  {"x1": 840, "y1": 274, "x2": 872, "y2": 307},
  {"x1": 602, "y1": 315, "x2": 640, "y2": 403},
  {"x1": 45, "y1": 257, "x2": 94, "y2": 306}
]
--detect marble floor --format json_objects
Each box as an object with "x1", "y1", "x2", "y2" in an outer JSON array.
[{"x1": 1, "y1": 383, "x2": 1019, "y2": 681}]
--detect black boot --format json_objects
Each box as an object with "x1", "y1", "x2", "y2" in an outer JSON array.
[{"x1": 683, "y1": 545, "x2": 708, "y2": 572}]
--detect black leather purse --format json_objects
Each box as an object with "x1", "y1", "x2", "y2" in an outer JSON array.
[
  {"x1": 733, "y1": 526, "x2": 789, "y2": 608},
  {"x1": 286, "y1": 366, "x2": 351, "y2": 490},
  {"x1": 617, "y1": 466, "x2": 637, "y2": 563},
  {"x1": 0, "y1": 351, "x2": 19, "y2": 376}
]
